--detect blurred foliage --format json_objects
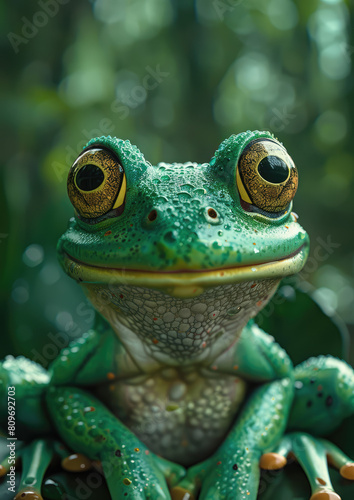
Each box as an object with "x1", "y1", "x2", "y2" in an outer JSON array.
[{"x1": 0, "y1": 0, "x2": 353, "y2": 363}]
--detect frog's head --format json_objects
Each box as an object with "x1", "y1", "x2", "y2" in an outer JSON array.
[{"x1": 58, "y1": 131, "x2": 309, "y2": 362}]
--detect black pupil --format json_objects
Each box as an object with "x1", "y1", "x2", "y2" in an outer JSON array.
[
  {"x1": 76, "y1": 164, "x2": 104, "y2": 191},
  {"x1": 258, "y1": 156, "x2": 289, "y2": 184}
]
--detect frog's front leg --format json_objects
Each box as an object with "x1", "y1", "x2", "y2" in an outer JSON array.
[
  {"x1": 172, "y1": 322, "x2": 295, "y2": 500},
  {"x1": 0, "y1": 356, "x2": 65, "y2": 499},
  {"x1": 46, "y1": 386, "x2": 185, "y2": 500},
  {"x1": 263, "y1": 355, "x2": 354, "y2": 500},
  {"x1": 172, "y1": 377, "x2": 293, "y2": 500},
  {"x1": 173, "y1": 323, "x2": 354, "y2": 500}
]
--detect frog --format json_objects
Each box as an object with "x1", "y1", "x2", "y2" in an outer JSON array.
[{"x1": 1, "y1": 130, "x2": 354, "y2": 500}]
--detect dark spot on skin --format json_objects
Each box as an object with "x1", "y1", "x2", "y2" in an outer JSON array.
[
  {"x1": 233, "y1": 464, "x2": 238, "y2": 470},
  {"x1": 115, "y1": 450, "x2": 122, "y2": 457},
  {"x1": 317, "y1": 392, "x2": 323, "y2": 398},
  {"x1": 326, "y1": 396, "x2": 333, "y2": 407},
  {"x1": 208, "y1": 208, "x2": 218, "y2": 219},
  {"x1": 148, "y1": 209, "x2": 157, "y2": 222},
  {"x1": 310, "y1": 379, "x2": 315, "y2": 384},
  {"x1": 316, "y1": 477, "x2": 326, "y2": 486},
  {"x1": 307, "y1": 400, "x2": 313, "y2": 408}
]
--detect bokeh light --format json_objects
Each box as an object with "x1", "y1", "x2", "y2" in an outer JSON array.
[{"x1": 0, "y1": 0, "x2": 353, "y2": 363}]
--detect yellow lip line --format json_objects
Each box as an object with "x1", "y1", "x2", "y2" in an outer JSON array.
[{"x1": 62, "y1": 243, "x2": 307, "y2": 292}]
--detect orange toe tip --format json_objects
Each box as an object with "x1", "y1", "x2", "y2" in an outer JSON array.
[
  {"x1": 310, "y1": 490, "x2": 341, "y2": 500},
  {"x1": 14, "y1": 488, "x2": 43, "y2": 500},
  {"x1": 170, "y1": 486, "x2": 195, "y2": 500},
  {"x1": 61, "y1": 453, "x2": 92, "y2": 472},
  {"x1": 0, "y1": 464, "x2": 7, "y2": 478},
  {"x1": 340, "y1": 463, "x2": 354, "y2": 480},
  {"x1": 259, "y1": 452, "x2": 287, "y2": 470}
]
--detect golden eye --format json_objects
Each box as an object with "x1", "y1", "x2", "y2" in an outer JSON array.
[
  {"x1": 67, "y1": 147, "x2": 127, "y2": 219},
  {"x1": 236, "y1": 139, "x2": 298, "y2": 214}
]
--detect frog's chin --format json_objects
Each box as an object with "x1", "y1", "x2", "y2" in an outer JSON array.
[{"x1": 60, "y1": 243, "x2": 308, "y2": 299}]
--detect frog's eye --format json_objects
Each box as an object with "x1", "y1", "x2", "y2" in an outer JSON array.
[
  {"x1": 67, "y1": 147, "x2": 126, "y2": 220},
  {"x1": 236, "y1": 139, "x2": 298, "y2": 215}
]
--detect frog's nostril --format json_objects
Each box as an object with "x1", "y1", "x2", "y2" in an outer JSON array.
[
  {"x1": 147, "y1": 209, "x2": 158, "y2": 222},
  {"x1": 204, "y1": 207, "x2": 221, "y2": 225},
  {"x1": 207, "y1": 208, "x2": 218, "y2": 219}
]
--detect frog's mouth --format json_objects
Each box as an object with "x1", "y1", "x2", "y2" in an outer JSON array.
[{"x1": 60, "y1": 243, "x2": 308, "y2": 298}]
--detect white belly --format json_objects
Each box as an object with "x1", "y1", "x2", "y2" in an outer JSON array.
[{"x1": 95, "y1": 368, "x2": 247, "y2": 466}]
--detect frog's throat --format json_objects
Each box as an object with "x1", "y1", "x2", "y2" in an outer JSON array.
[{"x1": 60, "y1": 243, "x2": 308, "y2": 298}]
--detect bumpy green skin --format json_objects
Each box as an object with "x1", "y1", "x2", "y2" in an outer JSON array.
[
  {"x1": 1, "y1": 131, "x2": 354, "y2": 500},
  {"x1": 57, "y1": 130, "x2": 307, "y2": 272}
]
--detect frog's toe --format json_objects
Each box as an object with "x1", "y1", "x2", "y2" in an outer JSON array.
[
  {"x1": 259, "y1": 452, "x2": 287, "y2": 470},
  {"x1": 61, "y1": 452, "x2": 93, "y2": 472},
  {"x1": 340, "y1": 463, "x2": 354, "y2": 480},
  {"x1": 310, "y1": 490, "x2": 341, "y2": 500},
  {"x1": 322, "y1": 437, "x2": 354, "y2": 481},
  {"x1": 170, "y1": 460, "x2": 207, "y2": 500},
  {"x1": 170, "y1": 486, "x2": 195, "y2": 500},
  {"x1": 14, "y1": 487, "x2": 43, "y2": 500},
  {"x1": 273, "y1": 432, "x2": 354, "y2": 500},
  {"x1": 0, "y1": 439, "x2": 66, "y2": 500}
]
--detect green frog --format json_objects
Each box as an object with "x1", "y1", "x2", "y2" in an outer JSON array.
[{"x1": 1, "y1": 130, "x2": 354, "y2": 500}]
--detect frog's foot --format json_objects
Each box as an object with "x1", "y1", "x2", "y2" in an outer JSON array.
[
  {"x1": 0, "y1": 439, "x2": 65, "y2": 500},
  {"x1": 170, "y1": 460, "x2": 204, "y2": 500},
  {"x1": 261, "y1": 432, "x2": 354, "y2": 500}
]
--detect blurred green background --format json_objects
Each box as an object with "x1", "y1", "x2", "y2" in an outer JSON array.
[{"x1": 0, "y1": 0, "x2": 353, "y2": 364}]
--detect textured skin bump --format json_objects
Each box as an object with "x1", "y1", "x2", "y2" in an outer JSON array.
[
  {"x1": 191, "y1": 378, "x2": 294, "y2": 499},
  {"x1": 46, "y1": 386, "x2": 178, "y2": 499},
  {"x1": 290, "y1": 356, "x2": 354, "y2": 434},
  {"x1": 85, "y1": 279, "x2": 279, "y2": 361},
  {"x1": 0, "y1": 356, "x2": 51, "y2": 438},
  {"x1": 97, "y1": 363, "x2": 246, "y2": 466},
  {"x1": 58, "y1": 131, "x2": 309, "y2": 274}
]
